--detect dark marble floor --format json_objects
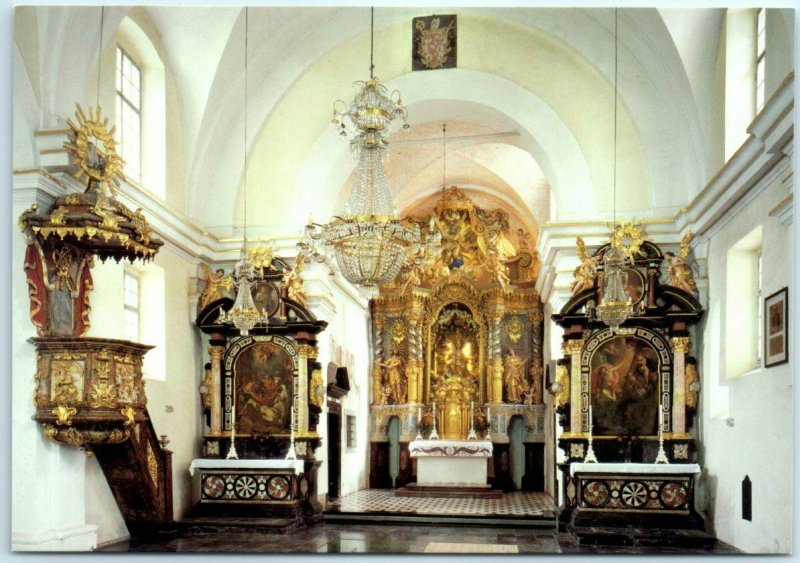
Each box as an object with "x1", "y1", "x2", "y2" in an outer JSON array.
[{"x1": 99, "y1": 522, "x2": 741, "y2": 554}]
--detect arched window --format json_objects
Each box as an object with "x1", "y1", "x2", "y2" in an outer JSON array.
[{"x1": 113, "y1": 16, "x2": 166, "y2": 197}]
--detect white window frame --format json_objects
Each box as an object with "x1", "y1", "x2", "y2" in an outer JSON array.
[
  {"x1": 123, "y1": 270, "x2": 141, "y2": 342},
  {"x1": 755, "y1": 8, "x2": 766, "y2": 113},
  {"x1": 116, "y1": 45, "x2": 142, "y2": 182}
]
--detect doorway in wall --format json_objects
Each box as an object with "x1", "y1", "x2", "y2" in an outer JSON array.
[
  {"x1": 509, "y1": 415, "x2": 525, "y2": 491},
  {"x1": 387, "y1": 417, "x2": 400, "y2": 488},
  {"x1": 327, "y1": 407, "x2": 342, "y2": 499}
]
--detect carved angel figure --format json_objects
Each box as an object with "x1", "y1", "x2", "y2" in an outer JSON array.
[
  {"x1": 198, "y1": 263, "x2": 233, "y2": 310},
  {"x1": 571, "y1": 237, "x2": 601, "y2": 295},
  {"x1": 282, "y1": 253, "x2": 308, "y2": 307},
  {"x1": 663, "y1": 231, "x2": 698, "y2": 296}
]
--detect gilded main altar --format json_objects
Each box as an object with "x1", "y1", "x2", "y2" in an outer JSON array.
[{"x1": 370, "y1": 188, "x2": 544, "y2": 442}]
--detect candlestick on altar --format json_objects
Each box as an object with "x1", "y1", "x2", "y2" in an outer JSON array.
[
  {"x1": 415, "y1": 406, "x2": 423, "y2": 440},
  {"x1": 654, "y1": 431, "x2": 669, "y2": 464},
  {"x1": 467, "y1": 401, "x2": 477, "y2": 440},
  {"x1": 583, "y1": 423, "x2": 598, "y2": 463},
  {"x1": 225, "y1": 393, "x2": 239, "y2": 460},
  {"x1": 285, "y1": 405, "x2": 297, "y2": 460},
  {"x1": 484, "y1": 406, "x2": 492, "y2": 441},
  {"x1": 589, "y1": 405, "x2": 593, "y2": 429},
  {"x1": 429, "y1": 403, "x2": 439, "y2": 440},
  {"x1": 417, "y1": 406, "x2": 422, "y2": 422}
]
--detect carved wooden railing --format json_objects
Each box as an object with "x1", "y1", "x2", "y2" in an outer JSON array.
[{"x1": 30, "y1": 336, "x2": 174, "y2": 535}]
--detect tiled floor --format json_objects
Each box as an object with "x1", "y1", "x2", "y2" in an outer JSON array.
[
  {"x1": 100, "y1": 522, "x2": 739, "y2": 554},
  {"x1": 327, "y1": 488, "x2": 555, "y2": 516}
]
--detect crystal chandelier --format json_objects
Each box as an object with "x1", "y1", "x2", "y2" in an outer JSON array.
[
  {"x1": 219, "y1": 7, "x2": 266, "y2": 336},
  {"x1": 594, "y1": 9, "x2": 633, "y2": 333},
  {"x1": 595, "y1": 243, "x2": 632, "y2": 331},
  {"x1": 300, "y1": 8, "x2": 417, "y2": 292}
]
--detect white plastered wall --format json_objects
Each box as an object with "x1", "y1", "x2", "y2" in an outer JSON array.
[
  {"x1": 305, "y1": 264, "x2": 371, "y2": 502},
  {"x1": 698, "y1": 170, "x2": 793, "y2": 554}
]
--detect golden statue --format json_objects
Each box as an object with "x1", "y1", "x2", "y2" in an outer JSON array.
[
  {"x1": 198, "y1": 263, "x2": 233, "y2": 311},
  {"x1": 503, "y1": 348, "x2": 528, "y2": 403},
  {"x1": 663, "y1": 231, "x2": 698, "y2": 296},
  {"x1": 571, "y1": 237, "x2": 600, "y2": 295},
  {"x1": 282, "y1": 253, "x2": 308, "y2": 307},
  {"x1": 378, "y1": 351, "x2": 406, "y2": 404}
]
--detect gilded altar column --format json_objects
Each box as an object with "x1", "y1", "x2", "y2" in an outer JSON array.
[
  {"x1": 564, "y1": 339, "x2": 584, "y2": 434},
  {"x1": 670, "y1": 337, "x2": 690, "y2": 437},
  {"x1": 406, "y1": 310, "x2": 423, "y2": 404},
  {"x1": 488, "y1": 312, "x2": 504, "y2": 404},
  {"x1": 296, "y1": 344, "x2": 316, "y2": 436},
  {"x1": 208, "y1": 345, "x2": 225, "y2": 435},
  {"x1": 372, "y1": 316, "x2": 387, "y2": 404}
]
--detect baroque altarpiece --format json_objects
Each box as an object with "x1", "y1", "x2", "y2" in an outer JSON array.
[
  {"x1": 369, "y1": 188, "x2": 546, "y2": 490},
  {"x1": 552, "y1": 226, "x2": 705, "y2": 532},
  {"x1": 193, "y1": 247, "x2": 327, "y2": 522}
]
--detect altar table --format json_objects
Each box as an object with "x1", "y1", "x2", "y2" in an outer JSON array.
[
  {"x1": 560, "y1": 462, "x2": 704, "y2": 531},
  {"x1": 409, "y1": 440, "x2": 493, "y2": 485}
]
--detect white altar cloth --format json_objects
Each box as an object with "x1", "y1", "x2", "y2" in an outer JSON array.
[
  {"x1": 189, "y1": 458, "x2": 305, "y2": 476},
  {"x1": 410, "y1": 440, "x2": 493, "y2": 485},
  {"x1": 570, "y1": 462, "x2": 701, "y2": 476}
]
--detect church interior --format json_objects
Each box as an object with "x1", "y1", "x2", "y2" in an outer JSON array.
[{"x1": 9, "y1": 4, "x2": 796, "y2": 555}]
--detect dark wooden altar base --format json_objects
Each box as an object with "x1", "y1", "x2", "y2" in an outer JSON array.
[
  {"x1": 394, "y1": 483, "x2": 503, "y2": 499},
  {"x1": 571, "y1": 526, "x2": 717, "y2": 549}
]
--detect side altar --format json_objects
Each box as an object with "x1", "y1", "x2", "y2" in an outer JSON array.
[
  {"x1": 552, "y1": 225, "x2": 705, "y2": 538},
  {"x1": 368, "y1": 188, "x2": 546, "y2": 492},
  {"x1": 190, "y1": 246, "x2": 327, "y2": 525}
]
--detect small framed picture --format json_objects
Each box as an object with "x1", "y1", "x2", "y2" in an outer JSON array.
[{"x1": 764, "y1": 287, "x2": 789, "y2": 367}]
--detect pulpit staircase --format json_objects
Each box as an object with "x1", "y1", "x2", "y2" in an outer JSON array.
[{"x1": 92, "y1": 409, "x2": 176, "y2": 538}]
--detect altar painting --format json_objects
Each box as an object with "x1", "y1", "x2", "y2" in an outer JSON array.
[
  {"x1": 234, "y1": 342, "x2": 293, "y2": 434},
  {"x1": 590, "y1": 336, "x2": 659, "y2": 436}
]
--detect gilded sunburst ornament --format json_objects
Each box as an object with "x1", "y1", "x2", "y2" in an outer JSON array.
[
  {"x1": 611, "y1": 221, "x2": 649, "y2": 259},
  {"x1": 64, "y1": 103, "x2": 125, "y2": 193}
]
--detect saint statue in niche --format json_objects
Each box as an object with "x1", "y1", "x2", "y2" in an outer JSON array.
[
  {"x1": 378, "y1": 351, "x2": 406, "y2": 404},
  {"x1": 234, "y1": 342, "x2": 293, "y2": 435},
  {"x1": 503, "y1": 348, "x2": 528, "y2": 403},
  {"x1": 590, "y1": 336, "x2": 660, "y2": 436}
]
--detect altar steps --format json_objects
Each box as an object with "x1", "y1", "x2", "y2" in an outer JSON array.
[
  {"x1": 324, "y1": 510, "x2": 555, "y2": 528},
  {"x1": 572, "y1": 526, "x2": 719, "y2": 549},
  {"x1": 177, "y1": 516, "x2": 303, "y2": 535},
  {"x1": 394, "y1": 483, "x2": 503, "y2": 499}
]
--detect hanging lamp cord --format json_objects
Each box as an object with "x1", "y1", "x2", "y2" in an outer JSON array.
[
  {"x1": 96, "y1": 6, "x2": 104, "y2": 108},
  {"x1": 243, "y1": 6, "x2": 249, "y2": 250},
  {"x1": 442, "y1": 123, "x2": 447, "y2": 197},
  {"x1": 613, "y1": 7, "x2": 618, "y2": 228},
  {"x1": 369, "y1": 6, "x2": 375, "y2": 79}
]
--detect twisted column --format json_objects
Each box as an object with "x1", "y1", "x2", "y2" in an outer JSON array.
[{"x1": 372, "y1": 316, "x2": 387, "y2": 404}]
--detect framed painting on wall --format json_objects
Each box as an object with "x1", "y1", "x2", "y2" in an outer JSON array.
[{"x1": 764, "y1": 287, "x2": 788, "y2": 367}]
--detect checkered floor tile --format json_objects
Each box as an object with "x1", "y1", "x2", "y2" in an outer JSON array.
[{"x1": 327, "y1": 489, "x2": 555, "y2": 516}]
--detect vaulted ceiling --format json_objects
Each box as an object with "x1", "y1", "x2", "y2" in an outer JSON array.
[{"x1": 14, "y1": 6, "x2": 728, "y2": 244}]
